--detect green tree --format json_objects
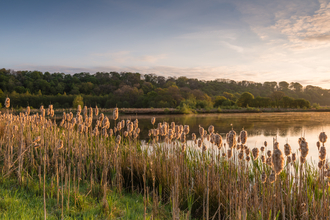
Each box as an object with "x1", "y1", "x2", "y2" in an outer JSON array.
[
  {"x1": 237, "y1": 92, "x2": 254, "y2": 107},
  {"x1": 73, "y1": 95, "x2": 84, "y2": 108},
  {"x1": 214, "y1": 96, "x2": 227, "y2": 107}
]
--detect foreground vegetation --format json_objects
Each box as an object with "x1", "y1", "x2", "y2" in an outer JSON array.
[{"x1": 1, "y1": 100, "x2": 330, "y2": 219}]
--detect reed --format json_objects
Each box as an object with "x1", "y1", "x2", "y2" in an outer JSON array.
[{"x1": 1, "y1": 108, "x2": 330, "y2": 219}]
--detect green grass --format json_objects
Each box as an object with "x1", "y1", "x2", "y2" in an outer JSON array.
[{"x1": 0, "y1": 177, "x2": 175, "y2": 220}]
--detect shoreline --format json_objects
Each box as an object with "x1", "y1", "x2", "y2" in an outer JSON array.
[{"x1": 18, "y1": 107, "x2": 330, "y2": 115}]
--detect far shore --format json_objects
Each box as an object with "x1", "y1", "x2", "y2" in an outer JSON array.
[{"x1": 7, "y1": 106, "x2": 330, "y2": 115}]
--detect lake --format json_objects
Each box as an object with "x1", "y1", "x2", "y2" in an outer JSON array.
[{"x1": 116, "y1": 112, "x2": 330, "y2": 163}]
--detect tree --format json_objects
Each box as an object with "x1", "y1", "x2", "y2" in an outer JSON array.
[
  {"x1": 214, "y1": 96, "x2": 227, "y2": 107},
  {"x1": 278, "y1": 81, "x2": 289, "y2": 91},
  {"x1": 270, "y1": 91, "x2": 285, "y2": 107},
  {"x1": 73, "y1": 95, "x2": 84, "y2": 108},
  {"x1": 237, "y1": 92, "x2": 254, "y2": 107},
  {"x1": 290, "y1": 82, "x2": 303, "y2": 92}
]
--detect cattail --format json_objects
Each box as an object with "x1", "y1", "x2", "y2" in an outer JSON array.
[
  {"x1": 252, "y1": 148, "x2": 259, "y2": 160},
  {"x1": 245, "y1": 155, "x2": 250, "y2": 162},
  {"x1": 180, "y1": 133, "x2": 186, "y2": 143},
  {"x1": 245, "y1": 147, "x2": 250, "y2": 156},
  {"x1": 95, "y1": 105, "x2": 99, "y2": 116},
  {"x1": 240, "y1": 129, "x2": 247, "y2": 145},
  {"x1": 266, "y1": 157, "x2": 272, "y2": 166},
  {"x1": 300, "y1": 156, "x2": 306, "y2": 164},
  {"x1": 238, "y1": 151, "x2": 244, "y2": 160},
  {"x1": 124, "y1": 131, "x2": 128, "y2": 137},
  {"x1": 272, "y1": 148, "x2": 284, "y2": 175},
  {"x1": 77, "y1": 105, "x2": 82, "y2": 115},
  {"x1": 267, "y1": 150, "x2": 272, "y2": 158},
  {"x1": 319, "y1": 146, "x2": 326, "y2": 161},
  {"x1": 269, "y1": 171, "x2": 276, "y2": 183},
  {"x1": 237, "y1": 135, "x2": 241, "y2": 144},
  {"x1": 237, "y1": 144, "x2": 241, "y2": 150},
  {"x1": 319, "y1": 132, "x2": 327, "y2": 144},
  {"x1": 228, "y1": 149, "x2": 233, "y2": 159},
  {"x1": 208, "y1": 125, "x2": 214, "y2": 134},
  {"x1": 299, "y1": 139, "x2": 309, "y2": 158},
  {"x1": 26, "y1": 106, "x2": 30, "y2": 115},
  {"x1": 274, "y1": 141, "x2": 279, "y2": 150},
  {"x1": 264, "y1": 141, "x2": 267, "y2": 147},
  {"x1": 171, "y1": 122, "x2": 175, "y2": 130},
  {"x1": 227, "y1": 130, "x2": 237, "y2": 148},
  {"x1": 222, "y1": 153, "x2": 226, "y2": 157},
  {"x1": 261, "y1": 172, "x2": 267, "y2": 183},
  {"x1": 326, "y1": 163, "x2": 329, "y2": 170},
  {"x1": 117, "y1": 122, "x2": 122, "y2": 131},
  {"x1": 151, "y1": 117, "x2": 156, "y2": 125},
  {"x1": 182, "y1": 144, "x2": 186, "y2": 152},
  {"x1": 284, "y1": 143, "x2": 291, "y2": 156},
  {"x1": 5, "y1": 97, "x2": 10, "y2": 108},
  {"x1": 206, "y1": 134, "x2": 210, "y2": 141},
  {"x1": 214, "y1": 134, "x2": 222, "y2": 148},
  {"x1": 198, "y1": 139, "x2": 202, "y2": 148},
  {"x1": 116, "y1": 135, "x2": 121, "y2": 144},
  {"x1": 199, "y1": 125, "x2": 204, "y2": 137},
  {"x1": 261, "y1": 155, "x2": 266, "y2": 163},
  {"x1": 57, "y1": 140, "x2": 63, "y2": 150},
  {"x1": 184, "y1": 125, "x2": 190, "y2": 134},
  {"x1": 286, "y1": 156, "x2": 291, "y2": 163},
  {"x1": 202, "y1": 143, "x2": 207, "y2": 152},
  {"x1": 113, "y1": 108, "x2": 118, "y2": 120},
  {"x1": 292, "y1": 153, "x2": 296, "y2": 163},
  {"x1": 260, "y1": 146, "x2": 265, "y2": 152},
  {"x1": 318, "y1": 160, "x2": 325, "y2": 169},
  {"x1": 192, "y1": 133, "x2": 196, "y2": 141},
  {"x1": 317, "y1": 141, "x2": 321, "y2": 150}
]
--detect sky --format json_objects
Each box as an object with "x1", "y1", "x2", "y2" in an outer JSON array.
[{"x1": 1, "y1": 0, "x2": 330, "y2": 88}]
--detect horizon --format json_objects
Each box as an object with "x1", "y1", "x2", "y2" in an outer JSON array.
[{"x1": 1, "y1": 0, "x2": 330, "y2": 89}]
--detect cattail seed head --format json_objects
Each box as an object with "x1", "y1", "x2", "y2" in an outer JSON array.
[
  {"x1": 319, "y1": 146, "x2": 326, "y2": 161},
  {"x1": 272, "y1": 148, "x2": 284, "y2": 175},
  {"x1": 299, "y1": 139, "x2": 309, "y2": 158},
  {"x1": 269, "y1": 171, "x2": 276, "y2": 183},
  {"x1": 245, "y1": 155, "x2": 250, "y2": 162},
  {"x1": 198, "y1": 139, "x2": 202, "y2": 148},
  {"x1": 317, "y1": 141, "x2": 321, "y2": 150},
  {"x1": 240, "y1": 130, "x2": 247, "y2": 145},
  {"x1": 284, "y1": 143, "x2": 291, "y2": 156},
  {"x1": 95, "y1": 105, "x2": 99, "y2": 116},
  {"x1": 227, "y1": 130, "x2": 237, "y2": 148},
  {"x1": 264, "y1": 141, "x2": 267, "y2": 147},
  {"x1": 319, "y1": 132, "x2": 327, "y2": 144},
  {"x1": 113, "y1": 107, "x2": 118, "y2": 120},
  {"x1": 267, "y1": 150, "x2": 272, "y2": 158},
  {"x1": 116, "y1": 135, "x2": 121, "y2": 144},
  {"x1": 238, "y1": 151, "x2": 244, "y2": 160},
  {"x1": 300, "y1": 156, "x2": 306, "y2": 164},
  {"x1": 274, "y1": 141, "x2": 279, "y2": 150},
  {"x1": 151, "y1": 117, "x2": 156, "y2": 125},
  {"x1": 260, "y1": 146, "x2": 265, "y2": 152},
  {"x1": 208, "y1": 125, "x2": 214, "y2": 134},
  {"x1": 182, "y1": 144, "x2": 186, "y2": 152},
  {"x1": 287, "y1": 156, "x2": 292, "y2": 163},
  {"x1": 261, "y1": 155, "x2": 266, "y2": 163},
  {"x1": 292, "y1": 153, "x2": 296, "y2": 163},
  {"x1": 5, "y1": 97, "x2": 10, "y2": 108},
  {"x1": 252, "y1": 148, "x2": 259, "y2": 160},
  {"x1": 199, "y1": 125, "x2": 204, "y2": 138},
  {"x1": 266, "y1": 157, "x2": 272, "y2": 166},
  {"x1": 184, "y1": 125, "x2": 190, "y2": 134},
  {"x1": 192, "y1": 133, "x2": 196, "y2": 141},
  {"x1": 228, "y1": 149, "x2": 233, "y2": 159},
  {"x1": 318, "y1": 160, "x2": 325, "y2": 169},
  {"x1": 202, "y1": 143, "x2": 207, "y2": 152}
]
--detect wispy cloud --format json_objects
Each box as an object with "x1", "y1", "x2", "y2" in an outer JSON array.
[
  {"x1": 91, "y1": 51, "x2": 167, "y2": 64},
  {"x1": 271, "y1": 0, "x2": 330, "y2": 49}
]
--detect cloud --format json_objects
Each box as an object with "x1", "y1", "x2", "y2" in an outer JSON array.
[
  {"x1": 271, "y1": 0, "x2": 330, "y2": 49},
  {"x1": 91, "y1": 51, "x2": 167, "y2": 64}
]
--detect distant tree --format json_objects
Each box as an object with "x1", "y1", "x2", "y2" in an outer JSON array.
[
  {"x1": 270, "y1": 91, "x2": 285, "y2": 107},
  {"x1": 72, "y1": 95, "x2": 84, "y2": 108},
  {"x1": 290, "y1": 82, "x2": 303, "y2": 92},
  {"x1": 237, "y1": 92, "x2": 254, "y2": 107},
  {"x1": 214, "y1": 96, "x2": 227, "y2": 107},
  {"x1": 278, "y1": 81, "x2": 289, "y2": 91}
]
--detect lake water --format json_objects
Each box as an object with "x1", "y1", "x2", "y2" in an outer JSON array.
[{"x1": 116, "y1": 112, "x2": 330, "y2": 163}]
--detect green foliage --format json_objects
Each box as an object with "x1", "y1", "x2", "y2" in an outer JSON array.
[
  {"x1": 236, "y1": 92, "x2": 254, "y2": 107},
  {"x1": 312, "y1": 103, "x2": 320, "y2": 109},
  {"x1": 72, "y1": 95, "x2": 84, "y2": 108}
]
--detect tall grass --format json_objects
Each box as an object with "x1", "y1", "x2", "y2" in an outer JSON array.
[{"x1": 0, "y1": 104, "x2": 329, "y2": 219}]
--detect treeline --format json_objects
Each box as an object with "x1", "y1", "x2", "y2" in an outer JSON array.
[{"x1": 0, "y1": 68, "x2": 326, "y2": 109}]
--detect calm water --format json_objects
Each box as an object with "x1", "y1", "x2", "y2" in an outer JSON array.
[{"x1": 115, "y1": 112, "x2": 330, "y2": 163}]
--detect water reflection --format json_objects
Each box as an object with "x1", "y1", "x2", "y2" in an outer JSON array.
[{"x1": 112, "y1": 112, "x2": 330, "y2": 162}]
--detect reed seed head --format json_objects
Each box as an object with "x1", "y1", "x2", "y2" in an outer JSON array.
[
  {"x1": 264, "y1": 141, "x2": 267, "y2": 147},
  {"x1": 272, "y1": 148, "x2": 284, "y2": 175},
  {"x1": 319, "y1": 146, "x2": 326, "y2": 161},
  {"x1": 284, "y1": 143, "x2": 291, "y2": 156},
  {"x1": 227, "y1": 130, "x2": 237, "y2": 148},
  {"x1": 113, "y1": 108, "x2": 118, "y2": 120},
  {"x1": 240, "y1": 130, "x2": 247, "y2": 145},
  {"x1": 319, "y1": 132, "x2": 327, "y2": 144},
  {"x1": 208, "y1": 125, "x2": 214, "y2": 134},
  {"x1": 252, "y1": 148, "x2": 259, "y2": 160}
]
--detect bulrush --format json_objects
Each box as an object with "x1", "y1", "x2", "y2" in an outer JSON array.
[
  {"x1": 113, "y1": 107, "x2": 118, "y2": 120},
  {"x1": 184, "y1": 125, "x2": 190, "y2": 135},
  {"x1": 269, "y1": 171, "x2": 276, "y2": 183},
  {"x1": 272, "y1": 148, "x2": 284, "y2": 175},
  {"x1": 199, "y1": 125, "x2": 204, "y2": 138},
  {"x1": 240, "y1": 129, "x2": 247, "y2": 145},
  {"x1": 266, "y1": 157, "x2": 272, "y2": 166},
  {"x1": 77, "y1": 105, "x2": 81, "y2": 115},
  {"x1": 227, "y1": 149, "x2": 233, "y2": 159},
  {"x1": 238, "y1": 151, "x2": 244, "y2": 160},
  {"x1": 274, "y1": 141, "x2": 279, "y2": 150},
  {"x1": 181, "y1": 144, "x2": 186, "y2": 152},
  {"x1": 198, "y1": 139, "x2": 202, "y2": 148},
  {"x1": 267, "y1": 150, "x2": 272, "y2": 158},
  {"x1": 260, "y1": 146, "x2": 265, "y2": 152},
  {"x1": 245, "y1": 155, "x2": 250, "y2": 162},
  {"x1": 318, "y1": 160, "x2": 325, "y2": 169},
  {"x1": 226, "y1": 130, "x2": 237, "y2": 148},
  {"x1": 5, "y1": 97, "x2": 10, "y2": 108},
  {"x1": 95, "y1": 105, "x2": 99, "y2": 116},
  {"x1": 284, "y1": 143, "x2": 291, "y2": 156},
  {"x1": 319, "y1": 146, "x2": 326, "y2": 161},
  {"x1": 214, "y1": 134, "x2": 222, "y2": 148},
  {"x1": 180, "y1": 133, "x2": 186, "y2": 143},
  {"x1": 252, "y1": 148, "x2": 259, "y2": 160},
  {"x1": 264, "y1": 141, "x2": 267, "y2": 147},
  {"x1": 151, "y1": 117, "x2": 156, "y2": 125},
  {"x1": 202, "y1": 143, "x2": 207, "y2": 152},
  {"x1": 191, "y1": 133, "x2": 196, "y2": 141},
  {"x1": 208, "y1": 125, "x2": 214, "y2": 134},
  {"x1": 116, "y1": 135, "x2": 121, "y2": 144},
  {"x1": 261, "y1": 155, "x2": 266, "y2": 163},
  {"x1": 26, "y1": 106, "x2": 30, "y2": 115},
  {"x1": 317, "y1": 141, "x2": 321, "y2": 150},
  {"x1": 292, "y1": 153, "x2": 297, "y2": 163},
  {"x1": 299, "y1": 139, "x2": 309, "y2": 158},
  {"x1": 319, "y1": 132, "x2": 327, "y2": 145}
]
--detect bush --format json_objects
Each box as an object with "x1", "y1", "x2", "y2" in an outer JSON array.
[{"x1": 72, "y1": 95, "x2": 84, "y2": 108}]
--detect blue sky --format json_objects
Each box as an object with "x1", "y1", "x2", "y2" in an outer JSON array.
[{"x1": 1, "y1": 0, "x2": 330, "y2": 88}]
